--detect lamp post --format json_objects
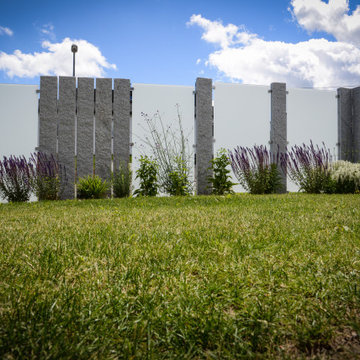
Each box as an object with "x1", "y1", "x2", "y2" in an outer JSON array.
[{"x1": 71, "y1": 44, "x2": 78, "y2": 77}]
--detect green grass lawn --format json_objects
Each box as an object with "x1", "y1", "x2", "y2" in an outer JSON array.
[{"x1": 0, "y1": 194, "x2": 359, "y2": 359}]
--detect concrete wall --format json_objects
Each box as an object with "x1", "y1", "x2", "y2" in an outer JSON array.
[{"x1": 38, "y1": 76, "x2": 132, "y2": 199}]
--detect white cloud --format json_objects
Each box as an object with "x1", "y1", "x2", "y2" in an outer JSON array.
[
  {"x1": 188, "y1": 13, "x2": 360, "y2": 88},
  {"x1": 196, "y1": 58, "x2": 201, "y2": 65},
  {"x1": 0, "y1": 26, "x2": 13, "y2": 36},
  {"x1": 188, "y1": 14, "x2": 255, "y2": 48},
  {"x1": 0, "y1": 37, "x2": 116, "y2": 78},
  {"x1": 290, "y1": 0, "x2": 360, "y2": 46}
]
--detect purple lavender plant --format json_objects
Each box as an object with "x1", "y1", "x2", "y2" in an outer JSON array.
[
  {"x1": 280, "y1": 141, "x2": 332, "y2": 193},
  {"x1": 229, "y1": 145, "x2": 281, "y2": 194},
  {"x1": 0, "y1": 155, "x2": 35, "y2": 202},
  {"x1": 30, "y1": 152, "x2": 65, "y2": 200}
]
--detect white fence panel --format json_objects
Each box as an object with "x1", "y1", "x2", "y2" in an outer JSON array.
[
  {"x1": 131, "y1": 84, "x2": 195, "y2": 193},
  {"x1": 0, "y1": 84, "x2": 38, "y2": 158},
  {"x1": 287, "y1": 88, "x2": 337, "y2": 192},
  {"x1": 214, "y1": 83, "x2": 271, "y2": 192}
]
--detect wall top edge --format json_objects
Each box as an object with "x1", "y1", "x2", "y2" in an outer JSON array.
[
  {"x1": 132, "y1": 83, "x2": 194, "y2": 89},
  {"x1": 214, "y1": 82, "x2": 270, "y2": 89},
  {"x1": 0, "y1": 83, "x2": 38, "y2": 87}
]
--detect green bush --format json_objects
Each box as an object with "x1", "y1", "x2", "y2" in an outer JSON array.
[
  {"x1": 30, "y1": 152, "x2": 64, "y2": 201},
  {"x1": 113, "y1": 162, "x2": 132, "y2": 198},
  {"x1": 166, "y1": 169, "x2": 191, "y2": 196},
  {"x1": 77, "y1": 175, "x2": 109, "y2": 199},
  {"x1": 134, "y1": 156, "x2": 158, "y2": 197},
  {"x1": 209, "y1": 149, "x2": 236, "y2": 195}
]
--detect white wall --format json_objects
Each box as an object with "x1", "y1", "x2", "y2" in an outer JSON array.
[
  {"x1": 0, "y1": 81, "x2": 339, "y2": 196},
  {"x1": 214, "y1": 83, "x2": 271, "y2": 192},
  {"x1": 0, "y1": 84, "x2": 39, "y2": 158},
  {"x1": 131, "y1": 83, "x2": 195, "y2": 192},
  {"x1": 287, "y1": 88, "x2": 337, "y2": 191},
  {"x1": 0, "y1": 84, "x2": 38, "y2": 202}
]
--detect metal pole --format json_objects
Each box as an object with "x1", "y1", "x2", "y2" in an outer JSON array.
[
  {"x1": 73, "y1": 52, "x2": 75, "y2": 77},
  {"x1": 71, "y1": 44, "x2": 78, "y2": 77}
]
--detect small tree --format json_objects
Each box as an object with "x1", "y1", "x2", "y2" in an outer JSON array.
[
  {"x1": 134, "y1": 156, "x2": 158, "y2": 197},
  {"x1": 209, "y1": 149, "x2": 236, "y2": 195}
]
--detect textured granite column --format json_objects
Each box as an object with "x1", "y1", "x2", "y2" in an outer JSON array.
[
  {"x1": 352, "y1": 87, "x2": 360, "y2": 163},
  {"x1": 113, "y1": 79, "x2": 131, "y2": 173},
  {"x1": 337, "y1": 88, "x2": 353, "y2": 161},
  {"x1": 195, "y1": 77, "x2": 213, "y2": 195},
  {"x1": 39, "y1": 76, "x2": 57, "y2": 156},
  {"x1": 95, "y1": 78, "x2": 112, "y2": 181},
  {"x1": 58, "y1": 77, "x2": 76, "y2": 199},
  {"x1": 77, "y1": 78, "x2": 94, "y2": 179},
  {"x1": 270, "y1": 83, "x2": 287, "y2": 193}
]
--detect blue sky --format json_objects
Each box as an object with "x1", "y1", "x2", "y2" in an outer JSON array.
[{"x1": 1, "y1": 0, "x2": 360, "y2": 87}]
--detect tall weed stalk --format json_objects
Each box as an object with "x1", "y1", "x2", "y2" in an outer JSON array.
[{"x1": 139, "y1": 105, "x2": 193, "y2": 195}]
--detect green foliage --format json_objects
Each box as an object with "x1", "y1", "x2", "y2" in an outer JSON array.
[
  {"x1": 1, "y1": 195, "x2": 359, "y2": 359},
  {"x1": 209, "y1": 149, "x2": 236, "y2": 195},
  {"x1": 30, "y1": 152, "x2": 63, "y2": 201},
  {"x1": 166, "y1": 167, "x2": 191, "y2": 196},
  {"x1": 249, "y1": 163, "x2": 282, "y2": 194},
  {"x1": 77, "y1": 175, "x2": 109, "y2": 199},
  {"x1": 134, "y1": 156, "x2": 158, "y2": 196},
  {"x1": 34, "y1": 176, "x2": 60, "y2": 200},
  {"x1": 113, "y1": 162, "x2": 132, "y2": 198}
]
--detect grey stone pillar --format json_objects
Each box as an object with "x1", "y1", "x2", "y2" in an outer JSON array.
[
  {"x1": 39, "y1": 76, "x2": 57, "y2": 156},
  {"x1": 352, "y1": 87, "x2": 360, "y2": 163},
  {"x1": 337, "y1": 88, "x2": 353, "y2": 161},
  {"x1": 195, "y1": 78, "x2": 213, "y2": 195},
  {"x1": 95, "y1": 78, "x2": 112, "y2": 182},
  {"x1": 58, "y1": 76, "x2": 76, "y2": 199},
  {"x1": 77, "y1": 77, "x2": 95, "y2": 179},
  {"x1": 113, "y1": 79, "x2": 131, "y2": 174},
  {"x1": 270, "y1": 82, "x2": 287, "y2": 193}
]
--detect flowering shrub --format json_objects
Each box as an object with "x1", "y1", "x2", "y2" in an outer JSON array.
[
  {"x1": 229, "y1": 145, "x2": 281, "y2": 194},
  {"x1": 281, "y1": 142, "x2": 332, "y2": 193},
  {"x1": 326, "y1": 161, "x2": 360, "y2": 193},
  {"x1": 0, "y1": 155, "x2": 34, "y2": 202},
  {"x1": 30, "y1": 152, "x2": 64, "y2": 201}
]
